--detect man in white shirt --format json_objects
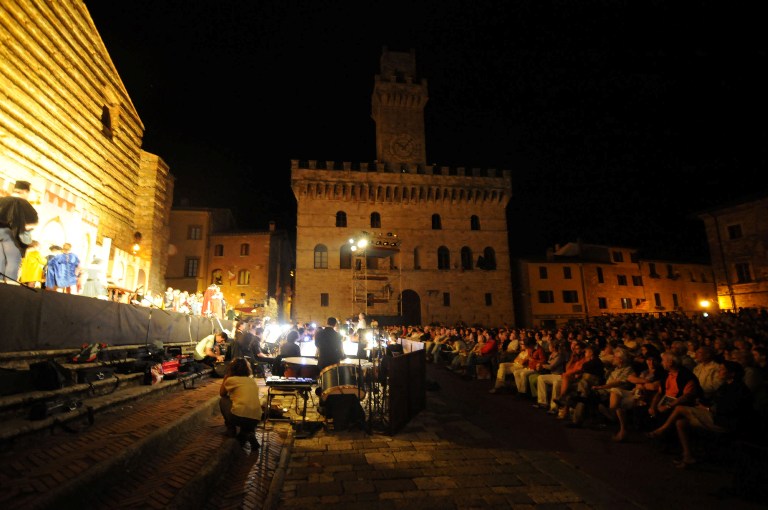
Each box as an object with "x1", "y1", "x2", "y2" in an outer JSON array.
[{"x1": 195, "y1": 331, "x2": 228, "y2": 367}]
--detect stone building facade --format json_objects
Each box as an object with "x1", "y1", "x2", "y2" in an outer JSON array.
[
  {"x1": 0, "y1": 2, "x2": 173, "y2": 292},
  {"x1": 167, "y1": 209, "x2": 294, "y2": 321},
  {"x1": 514, "y1": 242, "x2": 717, "y2": 328},
  {"x1": 697, "y1": 194, "x2": 768, "y2": 311},
  {"x1": 292, "y1": 48, "x2": 514, "y2": 326}
]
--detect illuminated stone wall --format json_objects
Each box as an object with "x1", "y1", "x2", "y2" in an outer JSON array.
[
  {"x1": 698, "y1": 196, "x2": 768, "y2": 311},
  {"x1": 0, "y1": 1, "x2": 173, "y2": 290},
  {"x1": 292, "y1": 161, "x2": 515, "y2": 326},
  {"x1": 167, "y1": 209, "x2": 293, "y2": 322},
  {"x1": 292, "y1": 48, "x2": 515, "y2": 327},
  {"x1": 514, "y1": 244, "x2": 717, "y2": 328}
]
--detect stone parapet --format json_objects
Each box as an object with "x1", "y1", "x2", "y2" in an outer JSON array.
[{"x1": 292, "y1": 159, "x2": 511, "y2": 179}]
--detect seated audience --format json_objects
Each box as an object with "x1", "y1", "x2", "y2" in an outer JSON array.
[
  {"x1": 648, "y1": 352, "x2": 701, "y2": 425},
  {"x1": 531, "y1": 341, "x2": 567, "y2": 409},
  {"x1": 647, "y1": 361, "x2": 753, "y2": 467},
  {"x1": 605, "y1": 352, "x2": 666, "y2": 442}
]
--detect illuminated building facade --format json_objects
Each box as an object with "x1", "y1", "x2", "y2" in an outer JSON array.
[
  {"x1": 0, "y1": 2, "x2": 173, "y2": 292},
  {"x1": 514, "y1": 242, "x2": 717, "y2": 328},
  {"x1": 697, "y1": 194, "x2": 768, "y2": 311},
  {"x1": 292, "y1": 48, "x2": 514, "y2": 326},
  {"x1": 166, "y1": 209, "x2": 294, "y2": 320}
]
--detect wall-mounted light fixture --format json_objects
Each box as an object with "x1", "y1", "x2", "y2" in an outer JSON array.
[
  {"x1": 239, "y1": 292, "x2": 246, "y2": 305},
  {"x1": 132, "y1": 232, "x2": 142, "y2": 254}
]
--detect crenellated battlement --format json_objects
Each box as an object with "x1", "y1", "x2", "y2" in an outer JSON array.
[
  {"x1": 291, "y1": 160, "x2": 511, "y2": 207},
  {"x1": 291, "y1": 160, "x2": 511, "y2": 180},
  {"x1": 374, "y1": 74, "x2": 428, "y2": 87}
]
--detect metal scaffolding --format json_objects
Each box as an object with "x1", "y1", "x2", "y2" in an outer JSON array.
[{"x1": 350, "y1": 232, "x2": 402, "y2": 318}]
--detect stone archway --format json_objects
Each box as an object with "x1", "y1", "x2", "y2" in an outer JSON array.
[{"x1": 400, "y1": 289, "x2": 421, "y2": 326}]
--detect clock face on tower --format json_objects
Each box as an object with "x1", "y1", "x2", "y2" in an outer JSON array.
[{"x1": 390, "y1": 135, "x2": 416, "y2": 159}]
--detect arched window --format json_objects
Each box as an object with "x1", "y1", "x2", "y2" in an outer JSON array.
[
  {"x1": 211, "y1": 269, "x2": 223, "y2": 285},
  {"x1": 339, "y1": 243, "x2": 352, "y2": 269},
  {"x1": 335, "y1": 211, "x2": 347, "y2": 227},
  {"x1": 437, "y1": 246, "x2": 450, "y2": 270},
  {"x1": 482, "y1": 247, "x2": 496, "y2": 270},
  {"x1": 314, "y1": 244, "x2": 328, "y2": 269},
  {"x1": 460, "y1": 247, "x2": 473, "y2": 270},
  {"x1": 432, "y1": 214, "x2": 442, "y2": 230},
  {"x1": 413, "y1": 247, "x2": 421, "y2": 270},
  {"x1": 470, "y1": 215, "x2": 480, "y2": 231},
  {"x1": 237, "y1": 269, "x2": 250, "y2": 285},
  {"x1": 370, "y1": 212, "x2": 381, "y2": 228}
]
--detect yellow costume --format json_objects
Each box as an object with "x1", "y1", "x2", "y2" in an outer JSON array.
[{"x1": 19, "y1": 247, "x2": 46, "y2": 285}]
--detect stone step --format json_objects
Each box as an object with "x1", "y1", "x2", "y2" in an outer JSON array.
[
  {"x1": 0, "y1": 374, "x2": 294, "y2": 510},
  {"x1": 0, "y1": 368, "x2": 212, "y2": 444},
  {"x1": 0, "y1": 377, "x2": 222, "y2": 508}
]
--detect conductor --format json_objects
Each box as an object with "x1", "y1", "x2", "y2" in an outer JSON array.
[
  {"x1": 314, "y1": 317, "x2": 344, "y2": 373},
  {"x1": 314, "y1": 316, "x2": 365, "y2": 430}
]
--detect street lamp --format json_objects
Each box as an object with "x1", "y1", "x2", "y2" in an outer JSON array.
[
  {"x1": 132, "y1": 232, "x2": 142, "y2": 255},
  {"x1": 699, "y1": 299, "x2": 712, "y2": 317}
]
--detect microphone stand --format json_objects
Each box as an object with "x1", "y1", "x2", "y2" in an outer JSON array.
[
  {"x1": 354, "y1": 330, "x2": 371, "y2": 434},
  {"x1": 137, "y1": 299, "x2": 170, "y2": 350}
]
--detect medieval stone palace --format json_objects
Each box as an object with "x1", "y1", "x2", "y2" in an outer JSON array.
[{"x1": 292, "y1": 48, "x2": 514, "y2": 326}]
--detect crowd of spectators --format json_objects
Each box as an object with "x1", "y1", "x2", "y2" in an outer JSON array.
[{"x1": 402, "y1": 309, "x2": 768, "y2": 467}]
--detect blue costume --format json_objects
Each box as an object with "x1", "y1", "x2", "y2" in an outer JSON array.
[{"x1": 58, "y1": 251, "x2": 80, "y2": 288}]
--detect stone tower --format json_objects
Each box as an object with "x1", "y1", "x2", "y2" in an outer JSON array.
[
  {"x1": 372, "y1": 48, "x2": 428, "y2": 166},
  {"x1": 292, "y1": 48, "x2": 514, "y2": 327}
]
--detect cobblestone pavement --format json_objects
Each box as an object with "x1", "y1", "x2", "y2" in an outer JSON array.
[
  {"x1": 267, "y1": 363, "x2": 766, "y2": 510},
  {"x1": 273, "y1": 391, "x2": 622, "y2": 510},
  {"x1": 3, "y1": 365, "x2": 763, "y2": 509}
]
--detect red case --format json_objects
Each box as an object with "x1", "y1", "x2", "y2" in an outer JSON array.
[{"x1": 161, "y1": 359, "x2": 180, "y2": 375}]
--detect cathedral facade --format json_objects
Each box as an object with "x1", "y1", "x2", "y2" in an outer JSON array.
[
  {"x1": 0, "y1": 2, "x2": 173, "y2": 293},
  {"x1": 292, "y1": 49, "x2": 514, "y2": 326}
]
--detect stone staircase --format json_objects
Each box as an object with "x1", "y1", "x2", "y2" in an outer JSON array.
[{"x1": 0, "y1": 346, "x2": 294, "y2": 510}]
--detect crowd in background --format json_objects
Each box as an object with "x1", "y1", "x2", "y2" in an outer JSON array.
[{"x1": 402, "y1": 309, "x2": 768, "y2": 466}]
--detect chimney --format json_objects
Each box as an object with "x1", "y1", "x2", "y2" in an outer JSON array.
[{"x1": 269, "y1": 221, "x2": 276, "y2": 232}]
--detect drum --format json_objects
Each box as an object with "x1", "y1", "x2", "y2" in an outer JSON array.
[
  {"x1": 339, "y1": 358, "x2": 373, "y2": 371},
  {"x1": 283, "y1": 356, "x2": 319, "y2": 379},
  {"x1": 319, "y1": 363, "x2": 365, "y2": 400}
]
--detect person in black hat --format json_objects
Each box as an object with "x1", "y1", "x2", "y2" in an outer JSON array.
[{"x1": 0, "y1": 180, "x2": 38, "y2": 284}]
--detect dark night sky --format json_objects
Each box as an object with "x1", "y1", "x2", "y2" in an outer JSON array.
[{"x1": 86, "y1": 1, "x2": 766, "y2": 263}]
